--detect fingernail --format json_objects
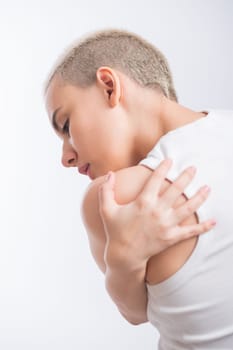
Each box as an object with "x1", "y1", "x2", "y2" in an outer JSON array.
[
  {"x1": 210, "y1": 220, "x2": 217, "y2": 226},
  {"x1": 188, "y1": 166, "x2": 196, "y2": 175},
  {"x1": 201, "y1": 185, "x2": 211, "y2": 193}
]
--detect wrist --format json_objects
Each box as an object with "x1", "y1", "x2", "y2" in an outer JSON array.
[{"x1": 104, "y1": 240, "x2": 147, "y2": 273}]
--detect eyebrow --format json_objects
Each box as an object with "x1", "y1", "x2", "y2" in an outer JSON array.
[{"x1": 52, "y1": 107, "x2": 62, "y2": 132}]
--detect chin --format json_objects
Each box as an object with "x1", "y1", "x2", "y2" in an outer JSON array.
[{"x1": 92, "y1": 165, "x2": 117, "y2": 180}]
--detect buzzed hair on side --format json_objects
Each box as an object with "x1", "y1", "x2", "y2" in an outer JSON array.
[{"x1": 45, "y1": 29, "x2": 178, "y2": 102}]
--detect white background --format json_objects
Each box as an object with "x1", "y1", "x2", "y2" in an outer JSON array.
[{"x1": 0, "y1": 0, "x2": 232, "y2": 349}]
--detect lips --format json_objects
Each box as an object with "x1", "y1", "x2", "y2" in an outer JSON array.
[{"x1": 78, "y1": 163, "x2": 90, "y2": 175}]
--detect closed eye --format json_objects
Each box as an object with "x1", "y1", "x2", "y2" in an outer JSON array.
[{"x1": 62, "y1": 119, "x2": 70, "y2": 135}]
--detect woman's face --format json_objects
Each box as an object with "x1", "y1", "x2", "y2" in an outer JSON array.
[{"x1": 45, "y1": 75, "x2": 137, "y2": 180}]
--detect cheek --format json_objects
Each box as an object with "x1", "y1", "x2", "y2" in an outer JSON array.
[{"x1": 69, "y1": 118, "x2": 87, "y2": 142}]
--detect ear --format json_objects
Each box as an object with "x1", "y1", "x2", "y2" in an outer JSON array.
[{"x1": 96, "y1": 67, "x2": 121, "y2": 107}]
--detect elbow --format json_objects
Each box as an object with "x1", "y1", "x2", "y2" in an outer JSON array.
[
  {"x1": 128, "y1": 318, "x2": 148, "y2": 326},
  {"x1": 120, "y1": 312, "x2": 148, "y2": 326}
]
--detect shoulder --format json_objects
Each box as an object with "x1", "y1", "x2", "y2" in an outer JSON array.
[
  {"x1": 81, "y1": 165, "x2": 152, "y2": 249},
  {"x1": 82, "y1": 165, "x2": 153, "y2": 208},
  {"x1": 81, "y1": 165, "x2": 197, "y2": 284},
  {"x1": 81, "y1": 165, "x2": 156, "y2": 272}
]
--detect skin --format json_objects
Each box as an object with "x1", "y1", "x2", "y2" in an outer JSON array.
[
  {"x1": 45, "y1": 68, "x2": 205, "y2": 179},
  {"x1": 45, "y1": 68, "x2": 213, "y2": 324},
  {"x1": 82, "y1": 163, "x2": 213, "y2": 324}
]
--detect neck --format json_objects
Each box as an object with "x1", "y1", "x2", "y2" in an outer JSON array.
[
  {"x1": 160, "y1": 98, "x2": 207, "y2": 134},
  {"x1": 134, "y1": 94, "x2": 206, "y2": 162}
]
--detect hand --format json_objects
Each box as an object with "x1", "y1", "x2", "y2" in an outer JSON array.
[{"x1": 98, "y1": 159, "x2": 216, "y2": 267}]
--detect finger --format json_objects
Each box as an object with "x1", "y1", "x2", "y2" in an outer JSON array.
[
  {"x1": 170, "y1": 219, "x2": 216, "y2": 244},
  {"x1": 173, "y1": 185, "x2": 211, "y2": 224},
  {"x1": 160, "y1": 166, "x2": 197, "y2": 209},
  {"x1": 139, "y1": 159, "x2": 173, "y2": 204},
  {"x1": 98, "y1": 172, "x2": 118, "y2": 219}
]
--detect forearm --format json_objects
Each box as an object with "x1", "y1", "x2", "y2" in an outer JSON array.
[{"x1": 104, "y1": 246, "x2": 148, "y2": 325}]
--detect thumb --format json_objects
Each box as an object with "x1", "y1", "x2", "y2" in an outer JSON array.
[{"x1": 98, "y1": 171, "x2": 118, "y2": 219}]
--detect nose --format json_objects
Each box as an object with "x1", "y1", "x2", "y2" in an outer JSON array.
[{"x1": 61, "y1": 140, "x2": 78, "y2": 168}]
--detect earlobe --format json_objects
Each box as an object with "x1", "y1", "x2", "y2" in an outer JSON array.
[{"x1": 96, "y1": 67, "x2": 121, "y2": 107}]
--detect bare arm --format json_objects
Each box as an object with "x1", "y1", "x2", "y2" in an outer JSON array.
[
  {"x1": 81, "y1": 166, "x2": 152, "y2": 323},
  {"x1": 81, "y1": 163, "x2": 213, "y2": 324}
]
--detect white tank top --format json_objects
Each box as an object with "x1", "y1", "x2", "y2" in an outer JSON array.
[{"x1": 139, "y1": 110, "x2": 233, "y2": 349}]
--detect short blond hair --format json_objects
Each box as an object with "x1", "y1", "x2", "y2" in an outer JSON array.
[{"x1": 46, "y1": 29, "x2": 178, "y2": 101}]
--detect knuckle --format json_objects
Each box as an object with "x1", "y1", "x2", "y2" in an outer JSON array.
[
  {"x1": 190, "y1": 229, "x2": 198, "y2": 236},
  {"x1": 185, "y1": 203, "x2": 194, "y2": 216},
  {"x1": 157, "y1": 220, "x2": 171, "y2": 237},
  {"x1": 137, "y1": 200, "x2": 162, "y2": 220},
  {"x1": 159, "y1": 222, "x2": 170, "y2": 234},
  {"x1": 162, "y1": 231, "x2": 173, "y2": 243},
  {"x1": 137, "y1": 195, "x2": 152, "y2": 209},
  {"x1": 151, "y1": 207, "x2": 162, "y2": 219},
  {"x1": 184, "y1": 231, "x2": 194, "y2": 240},
  {"x1": 172, "y1": 181, "x2": 184, "y2": 193}
]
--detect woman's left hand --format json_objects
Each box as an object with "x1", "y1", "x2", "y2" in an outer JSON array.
[{"x1": 98, "y1": 160, "x2": 214, "y2": 269}]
